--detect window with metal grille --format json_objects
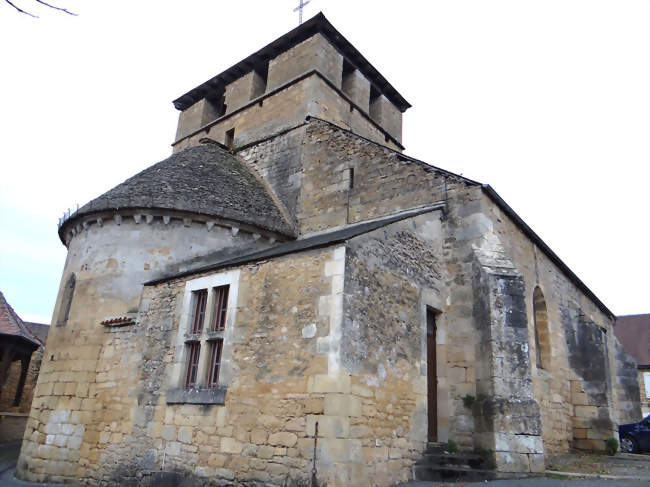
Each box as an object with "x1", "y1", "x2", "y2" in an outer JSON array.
[
  {"x1": 207, "y1": 339, "x2": 224, "y2": 389},
  {"x1": 185, "y1": 342, "x2": 201, "y2": 389},
  {"x1": 211, "y1": 285, "x2": 229, "y2": 331},
  {"x1": 190, "y1": 289, "x2": 208, "y2": 334}
]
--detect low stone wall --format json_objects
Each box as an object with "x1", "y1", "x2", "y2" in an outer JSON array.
[{"x1": 0, "y1": 413, "x2": 28, "y2": 442}]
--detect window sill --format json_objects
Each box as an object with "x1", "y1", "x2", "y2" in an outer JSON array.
[{"x1": 166, "y1": 387, "x2": 227, "y2": 405}]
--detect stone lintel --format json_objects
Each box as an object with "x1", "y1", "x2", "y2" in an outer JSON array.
[{"x1": 166, "y1": 387, "x2": 227, "y2": 405}]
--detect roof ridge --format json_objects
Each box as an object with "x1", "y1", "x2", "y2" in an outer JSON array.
[
  {"x1": 225, "y1": 144, "x2": 298, "y2": 237},
  {"x1": 304, "y1": 116, "x2": 482, "y2": 186}
]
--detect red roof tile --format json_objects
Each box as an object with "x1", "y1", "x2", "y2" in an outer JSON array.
[{"x1": 0, "y1": 291, "x2": 43, "y2": 347}]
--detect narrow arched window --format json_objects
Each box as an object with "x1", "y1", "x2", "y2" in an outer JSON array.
[
  {"x1": 533, "y1": 286, "x2": 550, "y2": 369},
  {"x1": 57, "y1": 273, "x2": 76, "y2": 326}
]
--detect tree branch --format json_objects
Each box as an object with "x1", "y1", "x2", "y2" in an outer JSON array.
[
  {"x1": 34, "y1": 0, "x2": 76, "y2": 16},
  {"x1": 3, "y1": 0, "x2": 78, "y2": 17},
  {"x1": 4, "y1": 0, "x2": 38, "y2": 17}
]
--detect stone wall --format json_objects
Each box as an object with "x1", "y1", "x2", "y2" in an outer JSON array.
[
  {"x1": 339, "y1": 212, "x2": 445, "y2": 485},
  {"x1": 481, "y1": 191, "x2": 625, "y2": 453},
  {"x1": 0, "y1": 414, "x2": 29, "y2": 442},
  {"x1": 243, "y1": 119, "x2": 636, "y2": 462},
  {"x1": 267, "y1": 34, "x2": 342, "y2": 92},
  {"x1": 237, "y1": 126, "x2": 306, "y2": 227},
  {"x1": 18, "y1": 245, "x2": 345, "y2": 485},
  {"x1": 440, "y1": 181, "x2": 634, "y2": 459},
  {"x1": 16, "y1": 216, "x2": 277, "y2": 484},
  {"x1": 173, "y1": 75, "x2": 402, "y2": 155},
  {"x1": 0, "y1": 347, "x2": 43, "y2": 413},
  {"x1": 0, "y1": 346, "x2": 44, "y2": 443},
  {"x1": 296, "y1": 119, "x2": 448, "y2": 234},
  {"x1": 612, "y1": 337, "x2": 641, "y2": 424},
  {"x1": 638, "y1": 369, "x2": 650, "y2": 417},
  {"x1": 471, "y1": 245, "x2": 543, "y2": 472}
]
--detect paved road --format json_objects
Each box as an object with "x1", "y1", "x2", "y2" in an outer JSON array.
[
  {"x1": 2, "y1": 471, "x2": 647, "y2": 487},
  {"x1": 397, "y1": 480, "x2": 650, "y2": 487}
]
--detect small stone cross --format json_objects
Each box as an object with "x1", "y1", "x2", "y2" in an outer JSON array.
[{"x1": 293, "y1": 0, "x2": 311, "y2": 25}]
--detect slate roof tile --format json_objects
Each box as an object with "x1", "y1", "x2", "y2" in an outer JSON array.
[{"x1": 60, "y1": 144, "x2": 294, "y2": 239}]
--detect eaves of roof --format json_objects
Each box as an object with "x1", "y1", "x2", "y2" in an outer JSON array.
[
  {"x1": 0, "y1": 291, "x2": 41, "y2": 349},
  {"x1": 57, "y1": 144, "x2": 296, "y2": 243},
  {"x1": 482, "y1": 184, "x2": 615, "y2": 320},
  {"x1": 172, "y1": 12, "x2": 411, "y2": 113}
]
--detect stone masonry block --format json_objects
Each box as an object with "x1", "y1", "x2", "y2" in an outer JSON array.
[
  {"x1": 574, "y1": 406, "x2": 598, "y2": 419},
  {"x1": 316, "y1": 438, "x2": 362, "y2": 465},
  {"x1": 178, "y1": 426, "x2": 193, "y2": 443},
  {"x1": 494, "y1": 433, "x2": 543, "y2": 454},
  {"x1": 221, "y1": 438, "x2": 244, "y2": 454},
  {"x1": 251, "y1": 429, "x2": 267, "y2": 444},
  {"x1": 268, "y1": 432, "x2": 298, "y2": 447},
  {"x1": 308, "y1": 374, "x2": 350, "y2": 393},
  {"x1": 302, "y1": 397, "x2": 324, "y2": 414},
  {"x1": 257, "y1": 445, "x2": 275, "y2": 459},
  {"x1": 324, "y1": 394, "x2": 362, "y2": 417},
  {"x1": 494, "y1": 451, "x2": 530, "y2": 472},
  {"x1": 324, "y1": 259, "x2": 345, "y2": 277},
  {"x1": 161, "y1": 425, "x2": 176, "y2": 441},
  {"x1": 306, "y1": 415, "x2": 350, "y2": 438},
  {"x1": 529, "y1": 453, "x2": 546, "y2": 473}
]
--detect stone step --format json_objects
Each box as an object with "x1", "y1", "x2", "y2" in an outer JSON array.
[
  {"x1": 424, "y1": 442, "x2": 447, "y2": 453},
  {"x1": 414, "y1": 465, "x2": 499, "y2": 482},
  {"x1": 416, "y1": 452, "x2": 486, "y2": 469}
]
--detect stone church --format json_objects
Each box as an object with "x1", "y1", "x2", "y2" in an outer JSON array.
[{"x1": 17, "y1": 13, "x2": 640, "y2": 487}]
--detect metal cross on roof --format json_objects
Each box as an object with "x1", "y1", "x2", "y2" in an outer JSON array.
[{"x1": 293, "y1": 0, "x2": 311, "y2": 25}]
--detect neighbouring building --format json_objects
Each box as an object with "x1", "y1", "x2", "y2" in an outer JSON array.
[
  {"x1": 17, "y1": 13, "x2": 641, "y2": 487},
  {"x1": 1, "y1": 291, "x2": 49, "y2": 442},
  {"x1": 614, "y1": 314, "x2": 650, "y2": 417}
]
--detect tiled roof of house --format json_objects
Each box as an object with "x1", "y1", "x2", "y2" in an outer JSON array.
[
  {"x1": 615, "y1": 314, "x2": 650, "y2": 367},
  {"x1": 59, "y1": 144, "x2": 295, "y2": 241},
  {"x1": 0, "y1": 292, "x2": 42, "y2": 348},
  {"x1": 24, "y1": 322, "x2": 49, "y2": 346}
]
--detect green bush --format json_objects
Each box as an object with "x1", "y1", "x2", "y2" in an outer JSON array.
[
  {"x1": 446, "y1": 439, "x2": 458, "y2": 453},
  {"x1": 605, "y1": 437, "x2": 619, "y2": 455},
  {"x1": 462, "y1": 395, "x2": 475, "y2": 408}
]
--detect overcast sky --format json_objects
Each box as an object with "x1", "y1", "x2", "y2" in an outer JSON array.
[{"x1": 0, "y1": 0, "x2": 648, "y2": 323}]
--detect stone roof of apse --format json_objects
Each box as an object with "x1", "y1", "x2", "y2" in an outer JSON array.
[
  {"x1": 615, "y1": 314, "x2": 650, "y2": 367},
  {"x1": 0, "y1": 292, "x2": 42, "y2": 348},
  {"x1": 59, "y1": 144, "x2": 295, "y2": 241},
  {"x1": 173, "y1": 12, "x2": 411, "y2": 113}
]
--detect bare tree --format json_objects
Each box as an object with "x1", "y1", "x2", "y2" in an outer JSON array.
[{"x1": 4, "y1": 0, "x2": 76, "y2": 17}]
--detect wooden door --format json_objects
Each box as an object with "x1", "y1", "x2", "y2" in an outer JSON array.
[{"x1": 427, "y1": 309, "x2": 437, "y2": 442}]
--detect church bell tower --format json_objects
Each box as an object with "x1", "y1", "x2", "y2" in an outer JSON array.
[{"x1": 171, "y1": 13, "x2": 411, "y2": 154}]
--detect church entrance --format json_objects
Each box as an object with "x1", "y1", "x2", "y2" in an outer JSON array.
[{"x1": 427, "y1": 308, "x2": 437, "y2": 442}]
